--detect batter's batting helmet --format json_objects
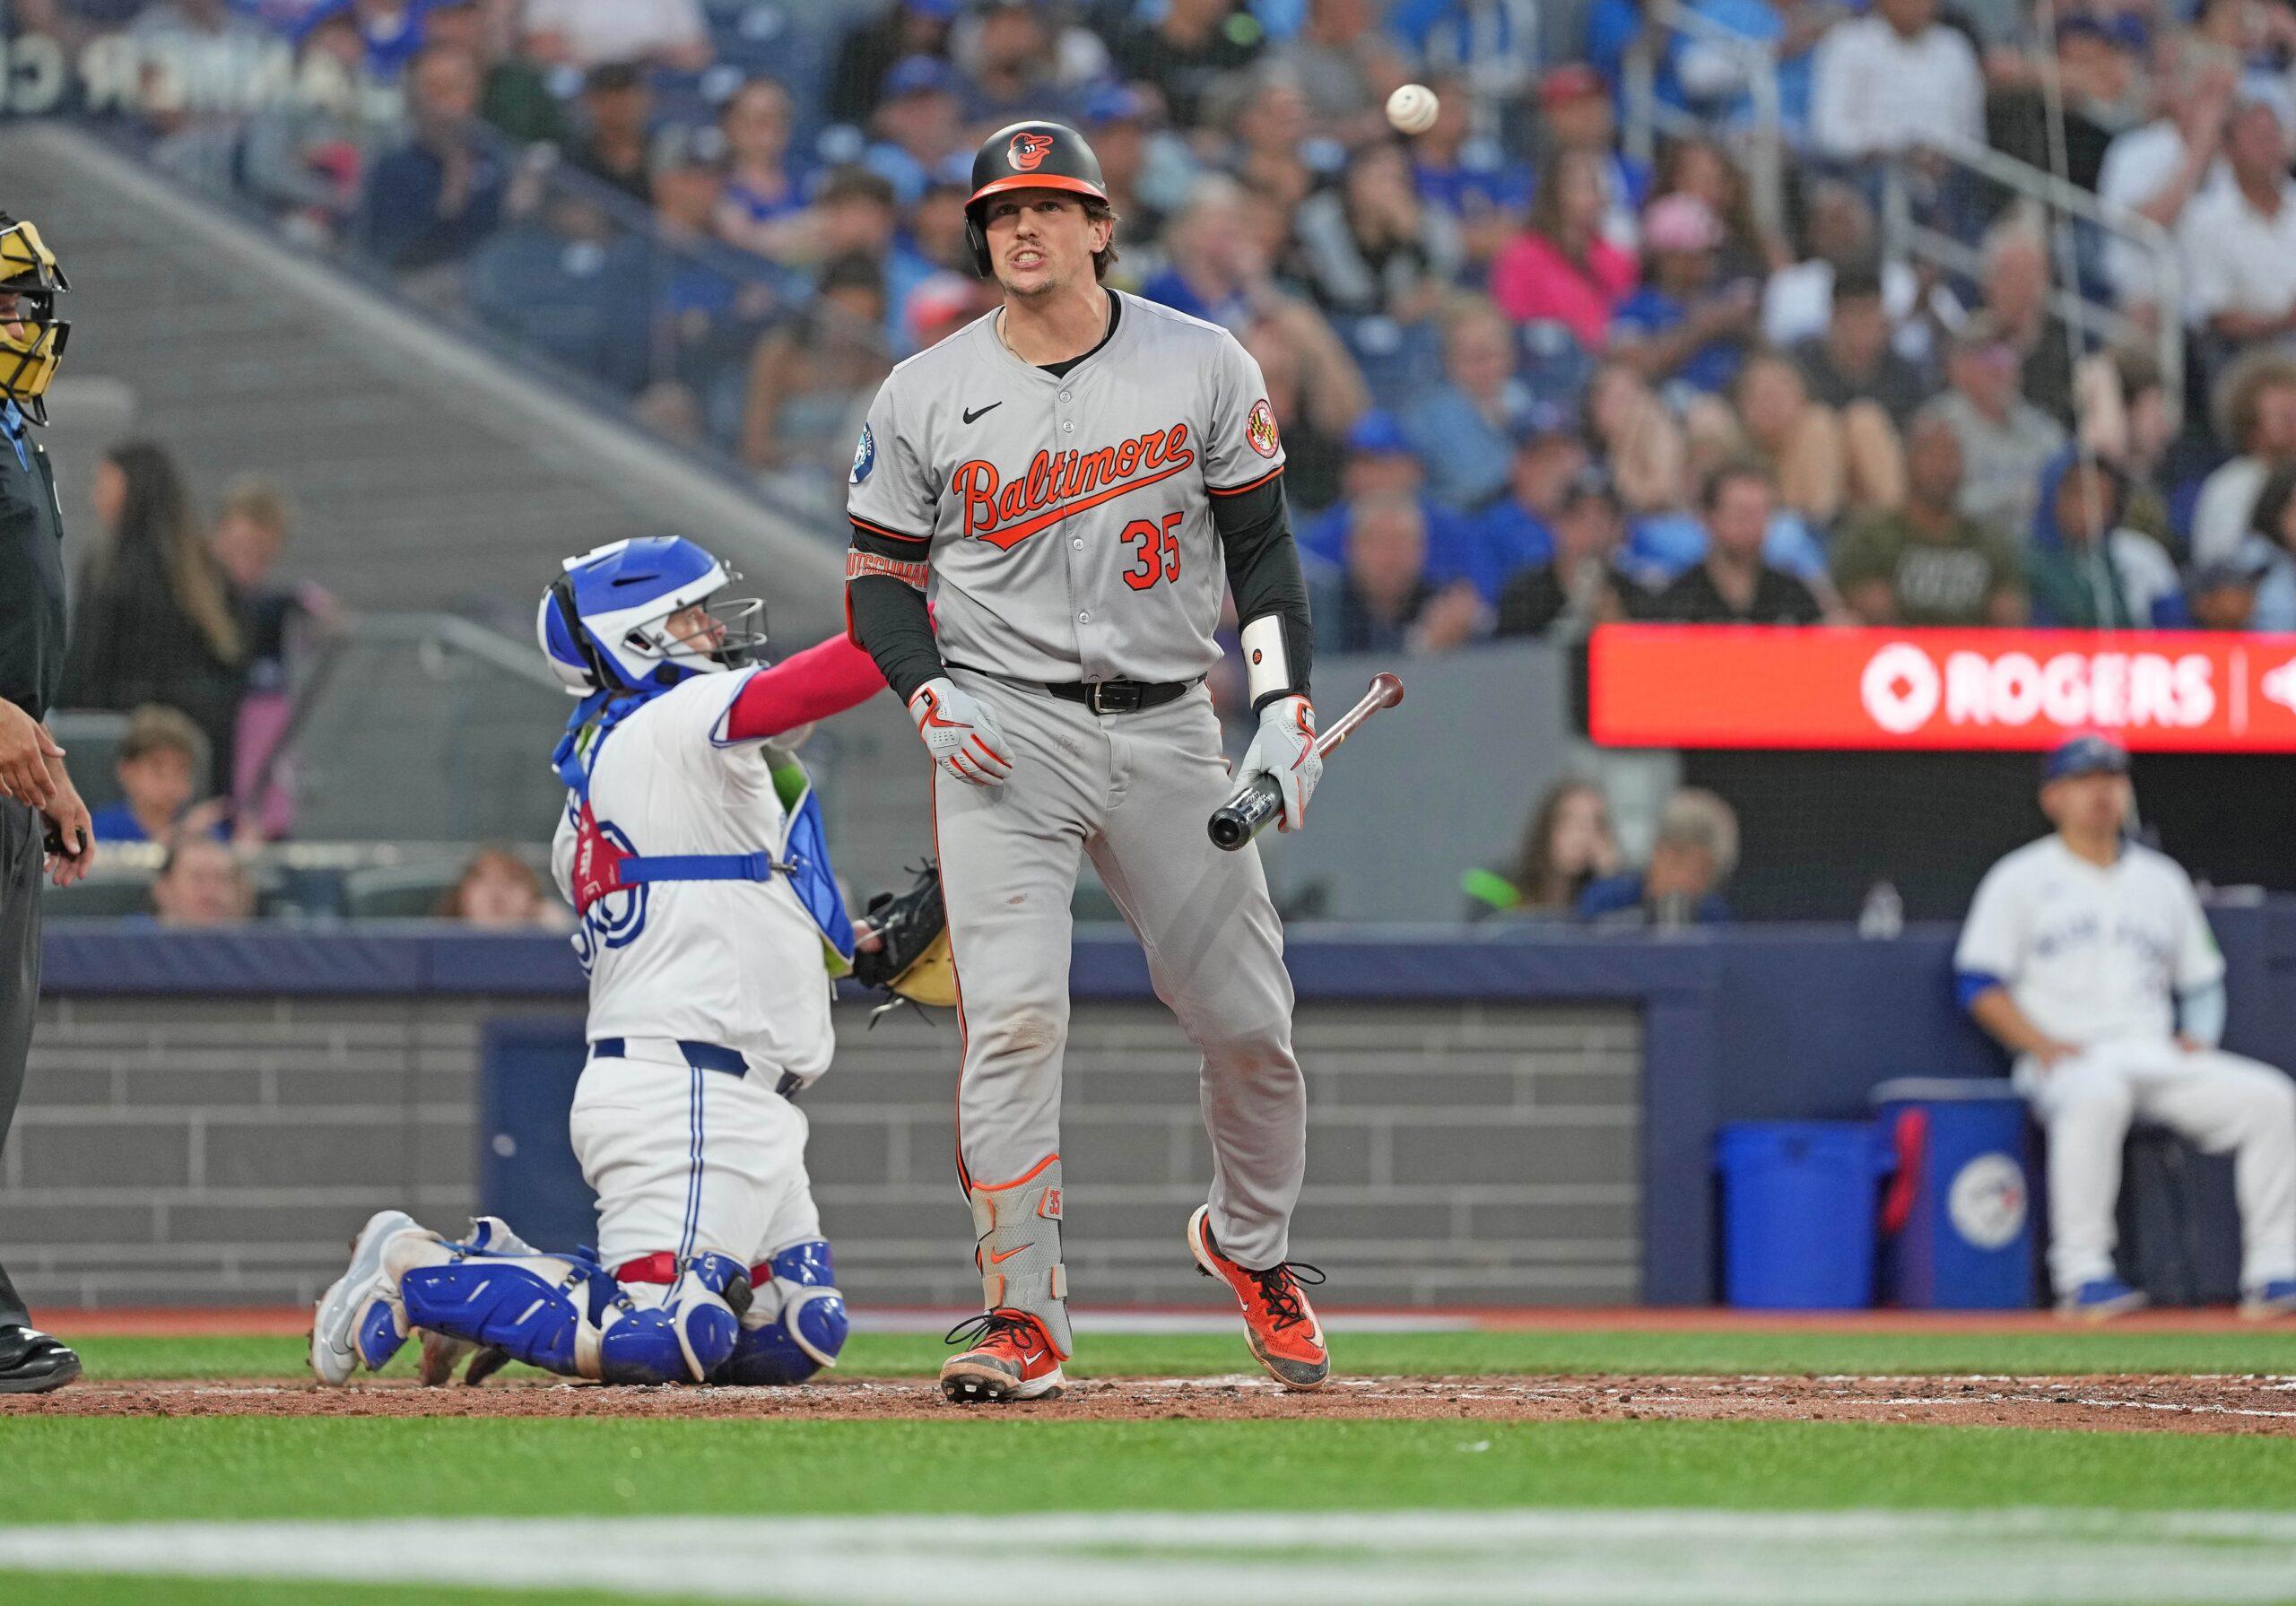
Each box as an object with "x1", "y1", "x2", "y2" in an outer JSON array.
[{"x1": 964, "y1": 119, "x2": 1108, "y2": 278}]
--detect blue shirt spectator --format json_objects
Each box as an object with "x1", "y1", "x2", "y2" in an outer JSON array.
[
  {"x1": 359, "y1": 43, "x2": 506, "y2": 269},
  {"x1": 1610, "y1": 194, "x2": 1758, "y2": 399},
  {"x1": 1576, "y1": 788, "x2": 1740, "y2": 926},
  {"x1": 1577, "y1": 871, "x2": 1734, "y2": 924},
  {"x1": 293, "y1": 0, "x2": 435, "y2": 77},
  {"x1": 865, "y1": 56, "x2": 970, "y2": 209},
  {"x1": 91, "y1": 705, "x2": 231, "y2": 846},
  {"x1": 1300, "y1": 412, "x2": 1490, "y2": 595},
  {"x1": 1474, "y1": 427, "x2": 1590, "y2": 593},
  {"x1": 1402, "y1": 299, "x2": 1532, "y2": 515}
]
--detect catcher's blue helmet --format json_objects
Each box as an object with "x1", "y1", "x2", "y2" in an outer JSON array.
[{"x1": 536, "y1": 537, "x2": 764, "y2": 696}]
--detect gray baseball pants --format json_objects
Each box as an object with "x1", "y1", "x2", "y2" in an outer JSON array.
[{"x1": 933, "y1": 669, "x2": 1305, "y2": 1308}]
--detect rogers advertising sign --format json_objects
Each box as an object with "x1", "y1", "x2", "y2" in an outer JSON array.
[{"x1": 1587, "y1": 626, "x2": 2296, "y2": 751}]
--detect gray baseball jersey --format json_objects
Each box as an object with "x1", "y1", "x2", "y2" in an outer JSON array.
[
  {"x1": 844, "y1": 288, "x2": 1309, "y2": 1360},
  {"x1": 846, "y1": 291, "x2": 1286, "y2": 686}
]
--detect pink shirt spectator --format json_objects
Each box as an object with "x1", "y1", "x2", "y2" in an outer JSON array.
[{"x1": 1492, "y1": 232, "x2": 1639, "y2": 352}]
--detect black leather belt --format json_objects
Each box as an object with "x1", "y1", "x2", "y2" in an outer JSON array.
[
  {"x1": 590, "y1": 1037, "x2": 803, "y2": 1101},
  {"x1": 1045, "y1": 677, "x2": 1196, "y2": 715}
]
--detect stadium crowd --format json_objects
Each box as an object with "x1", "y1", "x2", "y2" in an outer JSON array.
[
  {"x1": 16, "y1": 0, "x2": 2296, "y2": 646},
  {"x1": 20, "y1": 0, "x2": 2296, "y2": 928},
  {"x1": 19, "y1": 0, "x2": 2296, "y2": 646}
]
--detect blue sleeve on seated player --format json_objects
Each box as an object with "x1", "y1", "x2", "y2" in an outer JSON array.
[
  {"x1": 2178, "y1": 979, "x2": 2227, "y2": 1047},
  {"x1": 1955, "y1": 970, "x2": 2005, "y2": 1011}
]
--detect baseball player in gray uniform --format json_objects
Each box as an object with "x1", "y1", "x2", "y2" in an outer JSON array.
[{"x1": 846, "y1": 120, "x2": 1328, "y2": 1403}]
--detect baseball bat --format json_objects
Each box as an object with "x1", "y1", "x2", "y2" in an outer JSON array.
[{"x1": 1208, "y1": 673, "x2": 1405, "y2": 851}]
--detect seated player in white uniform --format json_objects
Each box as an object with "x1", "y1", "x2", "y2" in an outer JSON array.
[
  {"x1": 310, "y1": 536, "x2": 889, "y2": 1385},
  {"x1": 1956, "y1": 734, "x2": 2296, "y2": 1320}
]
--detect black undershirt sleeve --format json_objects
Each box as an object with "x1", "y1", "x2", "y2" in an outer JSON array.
[
  {"x1": 845, "y1": 523, "x2": 944, "y2": 705},
  {"x1": 1212, "y1": 473, "x2": 1315, "y2": 708}
]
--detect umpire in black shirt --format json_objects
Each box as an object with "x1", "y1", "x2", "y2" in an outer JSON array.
[{"x1": 0, "y1": 212, "x2": 96, "y2": 1393}]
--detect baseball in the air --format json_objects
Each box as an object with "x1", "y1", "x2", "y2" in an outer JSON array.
[{"x1": 1386, "y1": 82, "x2": 1439, "y2": 135}]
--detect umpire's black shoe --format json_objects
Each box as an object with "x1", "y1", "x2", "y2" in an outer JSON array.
[{"x1": 0, "y1": 1325, "x2": 82, "y2": 1393}]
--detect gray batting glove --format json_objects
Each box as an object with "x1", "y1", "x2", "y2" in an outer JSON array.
[
  {"x1": 909, "y1": 675, "x2": 1014, "y2": 787},
  {"x1": 1239, "y1": 694, "x2": 1321, "y2": 831}
]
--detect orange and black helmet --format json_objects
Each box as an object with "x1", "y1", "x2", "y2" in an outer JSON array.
[{"x1": 963, "y1": 120, "x2": 1107, "y2": 277}]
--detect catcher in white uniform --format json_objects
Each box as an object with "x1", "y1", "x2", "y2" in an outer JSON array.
[
  {"x1": 310, "y1": 536, "x2": 887, "y2": 1386},
  {"x1": 1956, "y1": 734, "x2": 2296, "y2": 1319}
]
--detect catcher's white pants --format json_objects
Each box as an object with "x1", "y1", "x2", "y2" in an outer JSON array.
[
  {"x1": 569, "y1": 1053, "x2": 822, "y2": 1272},
  {"x1": 2017, "y1": 1037, "x2": 2296, "y2": 1295}
]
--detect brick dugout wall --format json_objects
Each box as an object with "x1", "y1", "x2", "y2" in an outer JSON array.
[{"x1": 0, "y1": 994, "x2": 1640, "y2": 1310}]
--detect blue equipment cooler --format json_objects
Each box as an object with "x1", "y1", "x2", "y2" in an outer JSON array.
[
  {"x1": 1871, "y1": 1078, "x2": 2036, "y2": 1309},
  {"x1": 1716, "y1": 1122, "x2": 1891, "y2": 1308}
]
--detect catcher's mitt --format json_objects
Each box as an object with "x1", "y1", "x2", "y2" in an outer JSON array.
[{"x1": 852, "y1": 860, "x2": 958, "y2": 1009}]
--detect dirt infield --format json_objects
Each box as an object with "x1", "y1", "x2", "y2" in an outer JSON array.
[{"x1": 11, "y1": 1373, "x2": 2294, "y2": 1433}]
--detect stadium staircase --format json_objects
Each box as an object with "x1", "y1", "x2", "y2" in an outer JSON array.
[{"x1": 1, "y1": 121, "x2": 844, "y2": 639}]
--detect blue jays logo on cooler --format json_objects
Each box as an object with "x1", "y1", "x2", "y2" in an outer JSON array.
[
  {"x1": 850, "y1": 422, "x2": 876, "y2": 484},
  {"x1": 1947, "y1": 1152, "x2": 2028, "y2": 1251}
]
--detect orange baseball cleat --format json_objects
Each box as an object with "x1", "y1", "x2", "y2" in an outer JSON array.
[
  {"x1": 940, "y1": 1308, "x2": 1066, "y2": 1402},
  {"x1": 1187, "y1": 1205, "x2": 1330, "y2": 1389}
]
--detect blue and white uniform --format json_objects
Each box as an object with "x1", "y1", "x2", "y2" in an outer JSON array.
[
  {"x1": 1956, "y1": 836, "x2": 2296, "y2": 1298},
  {"x1": 311, "y1": 538, "x2": 879, "y2": 1387}
]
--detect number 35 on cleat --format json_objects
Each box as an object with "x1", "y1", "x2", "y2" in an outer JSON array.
[{"x1": 1121, "y1": 511, "x2": 1183, "y2": 591}]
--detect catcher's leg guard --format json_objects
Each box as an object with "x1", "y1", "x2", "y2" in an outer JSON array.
[
  {"x1": 399, "y1": 1241, "x2": 747, "y2": 1385},
  {"x1": 720, "y1": 1239, "x2": 848, "y2": 1385},
  {"x1": 966, "y1": 1156, "x2": 1071, "y2": 1358},
  {"x1": 413, "y1": 1217, "x2": 544, "y2": 1385},
  {"x1": 598, "y1": 1252, "x2": 748, "y2": 1385}
]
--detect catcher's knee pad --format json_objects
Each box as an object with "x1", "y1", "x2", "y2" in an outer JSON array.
[
  {"x1": 720, "y1": 1240, "x2": 847, "y2": 1385},
  {"x1": 399, "y1": 1251, "x2": 611, "y2": 1379},
  {"x1": 970, "y1": 1157, "x2": 1071, "y2": 1358},
  {"x1": 598, "y1": 1252, "x2": 748, "y2": 1385}
]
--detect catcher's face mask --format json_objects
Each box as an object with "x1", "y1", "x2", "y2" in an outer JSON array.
[{"x1": 0, "y1": 217, "x2": 70, "y2": 428}]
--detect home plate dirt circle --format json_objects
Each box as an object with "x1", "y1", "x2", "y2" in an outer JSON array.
[{"x1": 11, "y1": 1374, "x2": 2296, "y2": 1431}]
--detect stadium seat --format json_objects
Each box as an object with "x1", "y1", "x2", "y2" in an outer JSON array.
[
  {"x1": 44, "y1": 710, "x2": 134, "y2": 814},
  {"x1": 41, "y1": 872, "x2": 157, "y2": 921},
  {"x1": 342, "y1": 863, "x2": 467, "y2": 920}
]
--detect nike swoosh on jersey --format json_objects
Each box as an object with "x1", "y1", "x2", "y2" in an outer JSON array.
[
  {"x1": 987, "y1": 1245, "x2": 1028, "y2": 1264},
  {"x1": 962, "y1": 403, "x2": 1003, "y2": 424}
]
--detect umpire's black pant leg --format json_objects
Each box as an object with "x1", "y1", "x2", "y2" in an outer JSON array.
[{"x1": 0, "y1": 799, "x2": 41, "y2": 1328}]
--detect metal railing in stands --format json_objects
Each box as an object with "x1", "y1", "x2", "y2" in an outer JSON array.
[
  {"x1": 1879, "y1": 128, "x2": 2184, "y2": 412},
  {"x1": 1621, "y1": 0, "x2": 1788, "y2": 242},
  {"x1": 264, "y1": 610, "x2": 572, "y2": 844}
]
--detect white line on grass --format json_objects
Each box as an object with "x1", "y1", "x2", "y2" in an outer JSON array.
[{"x1": 7, "y1": 1509, "x2": 2296, "y2": 1603}]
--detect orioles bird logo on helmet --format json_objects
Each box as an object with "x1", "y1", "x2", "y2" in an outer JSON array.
[{"x1": 1007, "y1": 131, "x2": 1056, "y2": 171}]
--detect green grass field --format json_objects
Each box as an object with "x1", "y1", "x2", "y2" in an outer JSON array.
[{"x1": 7, "y1": 1326, "x2": 2296, "y2": 1604}]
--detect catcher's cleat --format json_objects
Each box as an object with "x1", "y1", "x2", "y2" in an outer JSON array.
[
  {"x1": 1187, "y1": 1205, "x2": 1329, "y2": 1389},
  {"x1": 939, "y1": 1308, "x2": 1065, "y2": 1402},
  {"x1": 310, "y1": 1209, "x2": 422, "y2": 1385}
]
